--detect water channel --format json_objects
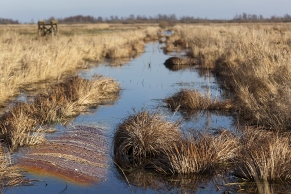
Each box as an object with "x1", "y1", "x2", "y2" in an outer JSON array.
[{"x1": 7, "y1": 41, "x2": 234, "y2": 194}]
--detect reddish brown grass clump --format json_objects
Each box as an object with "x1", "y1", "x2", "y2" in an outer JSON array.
[
  {"x1": 165, "y1": 130, "x2": 239, "y2": 174},
  {"x1": 164, "y1": 89, "x2": 234, "y2": 112},
  {"x1": 113, "y1": 109, "x2": 238, "y2": 175},
  {"x1": 113, "y1": 109, "x2": 182, "y2": 171},
  {"x1": 234, "y1": 127, "x2": 291, "y2": 183}
]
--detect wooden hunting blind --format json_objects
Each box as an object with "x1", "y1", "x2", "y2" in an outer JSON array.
[{"x1": 38, "y1": 20, "x2": 58, "y2": 36}]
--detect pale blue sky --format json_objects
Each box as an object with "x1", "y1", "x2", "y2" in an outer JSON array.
[{"x1": 1, "y1": 0, "x2": 290, "y2": 23}]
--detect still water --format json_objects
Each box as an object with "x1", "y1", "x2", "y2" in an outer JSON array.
[{"x1": 8, "y1": 42, "x2": 234, "y2": 194}]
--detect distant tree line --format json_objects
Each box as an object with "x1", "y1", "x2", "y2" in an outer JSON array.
[
  {"x1": 233, "y1": 13, "x2": 291, "y2": 22},
  {"x1": 0, "y1": 18, "x2": 19, "y2": 24},
  {"x1": 2, "y1": 13, "x2": 291, "y2": 25},
  {"x1": 47, "y1": 13, "x2": 291, "y2": 24}
]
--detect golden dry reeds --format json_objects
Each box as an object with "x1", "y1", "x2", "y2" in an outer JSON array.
[
  {"x1": 164, "y1": 89, "x2": 234, "y2": 112},
  {"x1": 113, "y1": 109, "x2": 182, "y2": 171},
  {"x1": 17, "y1": 125, "x2": 108, "y2": 185},
  {"x1": 0, "y1": 25, "x2": 159, "y2": 107},
  {"x1": 165, "y1": 130, "x2": 239, "y2": 174},
  {"x1": 170, "y1": 24, "x2": 291, "y2": 129},
  {"x1": 0, "y1": 75, "x2": 120, "y2": 151},
  {"x1": 233, "y1": 127, "x2": 291, "y2": 182},
  {"x1": 113, "y1": 109, "x2": 238, "y2": 175}
]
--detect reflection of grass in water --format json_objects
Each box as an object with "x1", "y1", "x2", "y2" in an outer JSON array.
[
  {"x1": 0, "y1": 75, "x2": 120, "y2": 151},
  {"x1": 114, "y1": 168, "x2": 220, "y2": 194},
  {"x1": 17, "y1": 125, "x2": 108, "y2": 186}
]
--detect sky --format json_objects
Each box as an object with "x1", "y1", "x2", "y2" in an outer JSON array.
[{"x1": 1, "y1": 0, "x2": 290, "y2": 23}]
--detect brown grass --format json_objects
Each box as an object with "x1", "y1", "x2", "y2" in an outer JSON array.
[
  {"x1": 0, "y1": 25, "x2": 159, "y2": 108},
  {"x1": 0, "y1": 75, "x2": 119, "y2": 151},
  {"x1": 233, "y1": 127, "x2": 291, "y2": 182},
  {"x1": 169, "y1": 23, "x2": 291, "y2": 129},
  {"x1": 17, "y1": 125, "x2": 108, "y2": 185},
  {"x1": 113, "y1": 109, "x2": 238, "y2": 175},
  {"x1": 113, "y1": 109, "x2": 181, "y2": 171},
  {"x1": 165, "y1": 130, "x2": 239, "y2": 174},
  {"x1": 164, "y1": 89, "x2": 234, "y2": 112}
]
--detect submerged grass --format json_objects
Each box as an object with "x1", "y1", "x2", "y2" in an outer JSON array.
[{"x1": 17, "y1": 125, "x2": 108, "y2": 185}]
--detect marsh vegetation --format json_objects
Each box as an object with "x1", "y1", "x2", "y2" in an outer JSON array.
[{"x1": 2, "y1": 22, "x2": 291, "y2": 193}]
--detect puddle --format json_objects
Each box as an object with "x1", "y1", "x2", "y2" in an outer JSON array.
[{"x1": 7, "y1": 42, "x2": 234, "y2": 194}]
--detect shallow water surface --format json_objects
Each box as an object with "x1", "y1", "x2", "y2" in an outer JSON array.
[{"x1": 8, "y1": 42, "x2": 234, "y2": 194}]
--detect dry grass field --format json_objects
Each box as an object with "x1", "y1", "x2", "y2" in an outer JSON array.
[
  {"x1": 0, "y1": 24, "x2": 160, "y2": 109},
  {"x1": 165, "y1": 23, "x2": 291, "y2": 130}
]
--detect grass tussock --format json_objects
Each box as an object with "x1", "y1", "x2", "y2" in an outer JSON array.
[
  {"x1": 113, "y1": 109, "x2": 181, "y2": 170},
  {"x1": 0, "y1": 75, "x2": 119, "y2": 151},
  {"x1": 165, "y1": 130, "x2": 239, "y2": 174},
  {"x1": 113, "y1": 109, "x2": 238, "y2": 175},
  {"x1": 164, "y1": 89, "x2": 234, "y2": 112},
  {"x1": 234, "y1": 127, "x2": 291, "y2": 182}
]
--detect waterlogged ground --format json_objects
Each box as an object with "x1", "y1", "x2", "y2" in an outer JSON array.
[{"x1": 7, "y1": 42, "x2": 234, "y2": 194}]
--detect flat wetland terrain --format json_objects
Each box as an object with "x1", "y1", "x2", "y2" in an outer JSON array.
[{"x1": 1, "y1": 22, "x2": 291, "y2": 194}]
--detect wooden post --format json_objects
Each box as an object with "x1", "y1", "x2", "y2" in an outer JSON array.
[
  {"x1": 51, "y1": 20, "x2": 58, "y2": 36},
  {"x1": 38, "y1": 20, "x2": 45, "y2": 37}
]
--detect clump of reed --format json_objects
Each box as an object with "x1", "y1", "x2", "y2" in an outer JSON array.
[
  {"x1": 0, "y1": 75, "x2": 120, "y2": 151},
  {"x1": 17, "y1": 125, "x2": 108, "y2": 185},
  {"x1": 113, "y1": 109, "x2": 182, "y2": 170},
  {"x1": 233, "y1": 127, "x2": 291, "y2": 183},
  {"x1": 164, "y1": 89, "x2": 234, "y2": 112},
  {"x1": 113, "y1": 109, "x2": 238, "y2": 175},
  {"x1": 165, "y1": 130, "x2": 239, "y2": 174}
]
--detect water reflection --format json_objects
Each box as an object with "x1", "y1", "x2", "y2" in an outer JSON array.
[{"x1": 114, "y1": 168, "x2": 218, "y2": 194}]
